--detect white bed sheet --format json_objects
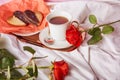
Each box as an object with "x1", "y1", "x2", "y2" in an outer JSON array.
[{"x1": 0, "y1": 0, "x2": 120, "y2": 80}]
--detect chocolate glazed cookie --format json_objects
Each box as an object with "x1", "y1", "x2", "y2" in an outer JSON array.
[
  {"x1": 7, "y1": 10, "x2": 43, "y2": 26},
  {"x1": 13, "y1": 11, "x2": 29, "y2": 25},
  {"x1": 24, "y1": 10, "x2": 40, "y2": 26}
]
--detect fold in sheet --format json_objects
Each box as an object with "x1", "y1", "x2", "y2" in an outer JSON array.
[{"x1": 53, "y1": 1, "x2": 89, "y2": 23}]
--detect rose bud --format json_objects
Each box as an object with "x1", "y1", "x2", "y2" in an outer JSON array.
[{"x1": 53, "y1": 60, "x2": 69, "y2": 80}]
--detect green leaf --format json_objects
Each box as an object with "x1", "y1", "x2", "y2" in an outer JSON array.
[
  {"x1": 89, "y1": 15, "x2": 97, "y2": 24},
  {"x1": 0, "y1": 57, "x2": 14, "y2": 69},
  {"x1": 27, "y1": 68, "x2": 33, "y2": 77},
  {"x1": 87, "y1": 35, "x2": 102, "y2": 45},
  {"x1": 23, "y1": 46, "x2": 36, "y2": 55},
  {"x1": 32, "y1": 56, "x2": 48, "y2": 60},
  {"x1": 102, "y1": 25, "x2": 114, "y2": 34},
  {"x1": 34, "y1": 64, "x2": 38, "y2": 78},
  {"x1": 27, "y1": 68, "x2": 35, "y2": 77},
  {"x1": 19, "y1": 74, "x2": 30, "y2": 80},
  {"x1": 0, "y1": 49, "x2": 17, "y2": 60},
  {"x1": 27, "y1": 64, "x2": 38, "y2": 78},
  {"x1": 10, "y1": 70, "x2": 23, "y2": 79},
  {"x1": 88, "y1": 27, "x2": 101, "y2": 35},
  {"x1": 26, "y1": 77, "x2": 36, "y2": 80},
  {"x1": 0, "y1": 72, "x2": 6, "y2": 79}
]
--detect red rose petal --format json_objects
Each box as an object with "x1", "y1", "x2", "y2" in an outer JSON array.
[
  {"x1": 66, "y1": 24, "x2": 83, "y2": 47},
  {"x1": 53, "y1": 60, "x2": 69, "y2": 80}
]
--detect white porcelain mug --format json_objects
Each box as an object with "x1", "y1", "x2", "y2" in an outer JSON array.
[{"x1": 46, "y1": 11, "x2": 72, "y2": 41}]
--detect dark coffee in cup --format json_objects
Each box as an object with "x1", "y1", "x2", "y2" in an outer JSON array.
[{"x1": 49, "y1": 16, "x2": 68, "y2": 24}]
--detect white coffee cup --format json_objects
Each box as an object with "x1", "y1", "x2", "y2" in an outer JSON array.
[{"x1": 46, "y1": 11, "x2": 72, "y2": 41}]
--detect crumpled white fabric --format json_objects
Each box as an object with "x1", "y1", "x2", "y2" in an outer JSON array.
[{"x1": 1, "y1": 0, "x2": 120, "y2": 80}]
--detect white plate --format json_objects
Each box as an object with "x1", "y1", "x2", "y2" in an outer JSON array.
[
  {"x1": 13, "y1": 30, "x2": 41, "y2": 36},
  {"x1": 39, "y1": 27, "x2": 72, "y2": 49}
]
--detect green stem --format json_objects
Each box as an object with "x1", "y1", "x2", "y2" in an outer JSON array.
[
  {"x1": 82, "y1": 19, "x2": 120, "y2": 33},
  {"x1": 93, "y1": 23, "x2": 97, "y2": 28},
  {"x1": 32, "y1": 56, "x2": 48, "y2": 59},
  {"x1": 11, "y1": 65, "x2": 53, "y2": 70},
  {"x1": 96, "y1": 19, "x2": 120, "y2": 28}
]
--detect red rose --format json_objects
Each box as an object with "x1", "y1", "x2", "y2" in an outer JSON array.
[
  {"x1": 66, "y1": 24, "x2": 83, "y2": 47},
  {"x1": 53, "y1": 60, "x2": 69, "y2": 80}
]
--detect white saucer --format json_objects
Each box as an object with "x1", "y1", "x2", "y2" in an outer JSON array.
[{"x1": 39, "y1": 27, "x2": 72, "y2": 49}]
